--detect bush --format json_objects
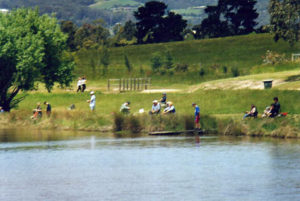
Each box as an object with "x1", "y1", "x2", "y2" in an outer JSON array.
[
  {"x1": 262, "y1": 50, "x2": 287, "y2": 65},
  {"x1": 231, "y1": 67, "x2": 240, "y2": 77},
  {"x1": 125, "y1": 115, "x2": 143, "y2": 133},
  {"x1": 222, "y1": 66, "x2": 228, "y2": 74},
  {"x1": 199, "y1": 68, "x2": 205, "y2": 76},
  {"x1": 175, "y1": 64, "x2": 189, "y2": 72},
  {"x1": 113, "y1": 113, "x2": 125, "y2": 132},
  {"x1": 151, "y1": 53, "x2": 163, "y2": 73}
]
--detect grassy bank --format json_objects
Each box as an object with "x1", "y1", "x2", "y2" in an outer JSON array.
[{"x1": 0, "y1": 88, "x2": 299, "y2": 136}]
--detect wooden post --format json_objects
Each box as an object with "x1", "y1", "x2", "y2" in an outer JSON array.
[
  {"x1": 134, "y1": 78, "x2": 136, "y2": 91},
  {"x1": 137, "y1": 78, "x2": 140, "y2": 90},
  {"x1": 119, "y1": 79, "x2": 121, "y2": 92},
  {"x1": 123, "y1": 79, "x2": 125, "y2": 91},
  {"x1": 126, "y1": 79, "x2": 129, "y2": 91},
  {"x1": 145, "y1": 78, "x2": 148, "y2": 90},
  {"x1": 130, "y1": 78, "x2": 133, "y2": 91},
  {"x1": 107, "y1": 79, "x2": 110, "y2": 91}
]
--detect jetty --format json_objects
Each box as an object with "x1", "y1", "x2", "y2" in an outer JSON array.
[{"x1": 149, "y1": 129, "x2": 205, "y2": 136}]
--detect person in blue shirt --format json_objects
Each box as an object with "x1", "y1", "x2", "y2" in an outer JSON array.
[{"x1": 192, "y1": 103, "x2": 200, "y2": 129}]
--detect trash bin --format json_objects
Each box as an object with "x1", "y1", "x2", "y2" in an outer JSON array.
[{"x1": 263, "y1": 80, "x2": 273, "y2": 89}]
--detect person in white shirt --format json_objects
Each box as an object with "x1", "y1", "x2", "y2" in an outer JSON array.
[
  {"x1": 81, "y1": 77, "x2": 87, "y2": 92},
  {"x1": 163, "y1": 102, "x2": 176, "y2": 114},
  {"x1": 120, "y1": 102, "x2": 131, "y2": 114},
  {"x1": 76, "y1": 77, "x2": 82, "y2": 92},
  {"x1": 87, "y1": 91, "x2": 96, "y2": 111},
  {"x1": 149, "y1": 100, "x2": 161, "y2": 115}
]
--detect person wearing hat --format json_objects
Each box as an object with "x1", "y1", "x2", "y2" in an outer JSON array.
[
  {"x1": 120, "y1": 101, "x2": 131, "y2": 114},
  {"x1": 149, "y1": 100, "x2": 161, "y2": 115},
  {"x1": 160, "y1": 93, "x2": 167, "y2": 108},
  {"x1": 163, "y1": 101, "x2": 176, "y2": 114},
  {"x1": 87, "y1": 91, "x2": 96, "y2": 111},
  {"x1": 192, "y1": 103, "x2": 201, "y2": 129}
]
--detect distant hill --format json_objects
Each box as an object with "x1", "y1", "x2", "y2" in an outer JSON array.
[{"x1": 0, "y1": 0, "x2": 270, "y2": 26}]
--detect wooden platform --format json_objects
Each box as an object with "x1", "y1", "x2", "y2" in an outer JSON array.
[{"x1": 149, "y1": 129, "x2": 204, "y2": 136}]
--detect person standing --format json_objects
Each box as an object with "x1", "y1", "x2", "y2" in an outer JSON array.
[
  {"x1": 87, "y1": 91, "x2": 96, "y2": 111},
  {"x1": 192, "y1": 103, "x2": 200, "y2": 129},
  {"x1": 76, "y1": 77, "x2": 82, "y2": 93},
  {"x1": 81, "y1": 76, "x2": 87, "y2": 92},
  {"x1": 44, "y1": 101, "x2": 52, "y2": 117}
]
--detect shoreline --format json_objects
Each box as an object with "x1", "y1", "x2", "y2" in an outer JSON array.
[{"x1": 1, "y1": 112, "x2": 299, "y2": 139}]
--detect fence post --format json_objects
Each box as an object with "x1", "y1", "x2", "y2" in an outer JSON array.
[
  {"x1": 126, "y1": 79, "x2": 129, "y2": 91},
  {"x1": 130, "y1": 78, "x2": 133, "y2": 91},
  {"x1": 119, "y1": 79, "x2": 121, "y2": 92},
  {"x1": 123, "y1": 79, "x2": 125, "y2": 91},
  {"x1": 107, "y1": 79, "x2": 110, "y2": 91}
]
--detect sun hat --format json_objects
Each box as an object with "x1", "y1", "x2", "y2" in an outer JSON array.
[
  {"x1": 90, "y1": 91, "x2": 95, "y2": 95},
  {"x1": 153, "y1": 100, "x2": 158, "y2": 103}
]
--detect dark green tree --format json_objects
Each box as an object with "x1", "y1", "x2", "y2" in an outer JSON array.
[
  {"x1": 269, "y1": 0, "x2": 300, "y2": 46},
  {"x1": 0, "y1": 8, "x2": 74, "y2": 111},
  {"x1": 196, "y1": 0, "x2": 258, "y2": 38},
  {"x1": 74, "y1": 21, "x2": 110, "y2": 49},
  {"x1": 134, "y1": 1, "x2": 187, "y2": 43},
  {"x1": 60, "y1": 20, "x2": 78, "y2": 51}
]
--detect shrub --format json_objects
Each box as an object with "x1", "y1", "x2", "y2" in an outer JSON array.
[
  {"x1": 222, "y1": 66, "x2": 228, "y2": 74},
  {"x1": 199, "y1": 68, "x2": 205, "y2": 76},
  {"x1": 262, "y1": 50, "x2": 287, "y2": 65},
  {"x1": 125, "y1": 115, "x2": 143, "y2": 133},
  {"x1": 124, "y1": 54, "x2": 132, "y2": 72},
  {"x1": 231, "y1": 67, "x2": 240, "y2": 77},
  {"x1": 175, "y1": 64, "x2": 189, "y2": 72},
  {"x1": 113, "y1": 112, "x2": 125, "y2": 132},
  {"x1": 151, "y1": 53, "x2": 163, "y2": 73}
]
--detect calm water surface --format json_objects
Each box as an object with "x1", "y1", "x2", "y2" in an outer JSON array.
[{"x1": 1, "y1": 129, "x2": 300, "y2": 201}]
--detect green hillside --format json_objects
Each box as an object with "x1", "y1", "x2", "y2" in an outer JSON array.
[{"x1": 74, "y1": 34, "x2": 300, "y2": 85}]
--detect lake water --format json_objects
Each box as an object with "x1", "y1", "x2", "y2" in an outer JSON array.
[{"x1": 1, "y1": 129, "x2": 300, "y2": 201}]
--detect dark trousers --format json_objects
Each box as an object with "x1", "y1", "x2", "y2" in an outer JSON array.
[{"x1": 81, "y1": 84, "x2": 86, "y2": 92}]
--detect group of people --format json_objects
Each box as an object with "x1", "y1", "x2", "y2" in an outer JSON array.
[
  {"x1": 117, "y1": 93, "x2": 201, "y2": 129},
  {"x1": 243, "y1": 97, "x2": 284, "y2": 119},
  {"x1": 76, "y1": 76, "x2": 87, "y2": 93},
  {"x1": 31, "y1": 102, "x2": 51, "y2": 119}
]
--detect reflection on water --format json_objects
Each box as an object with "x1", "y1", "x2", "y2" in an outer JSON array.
[{"x1": 1, "y1": 129, "x2": 300, "y2": 201}]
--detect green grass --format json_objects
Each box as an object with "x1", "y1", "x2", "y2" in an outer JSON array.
[
  {"x1": 74, "y1": 34, "x2": 300, "y2": 85},
  {"x1": 17, "y1": 88, "x2": 300, "y2": 116},
  {"x1": 90, "y1": 0, "x2": 141, "y2": 9}
]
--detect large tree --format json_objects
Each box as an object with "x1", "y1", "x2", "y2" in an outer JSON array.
[
  {"x1": 269, "y1": 0, "x2": 300, "y2": 46},
  {"x1": 195, "y1": 0, "x2": 258, "y2": 38},
  {"x1": 0, "y1": 8, "x2": 74, "y2": 111},
  {"x1": 134, "y1": 1, "x2": 187, "y2": 43}
]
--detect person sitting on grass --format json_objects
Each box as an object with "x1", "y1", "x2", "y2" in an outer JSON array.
[
  {"x1": 270, "y1": 97, "x2": 280, "y2": 117},
  {"x1": 163, "y1": 102, "x2": 176, "y2": 114},
  {"x1": 120, "y1": 101, "x2": 131, "y2": 114},
  {"x1": 243, "y1": 104, "x2": 258, "y2": 119},
  {"x1": 262, "y1": 106, "x2": 271, "y2": 118},
  {"x1": 160, "y1": 93, "x2": 167, "y2": 107},
  {"x1": 192, "y1": 103, "x2": 201, "y2": 129},
  {"x1": 149, "y1": 100, "x2": 161, "y2": 115},
  {"x1": 31, "y1": 102, "x2": 42, "y2": 119}
]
